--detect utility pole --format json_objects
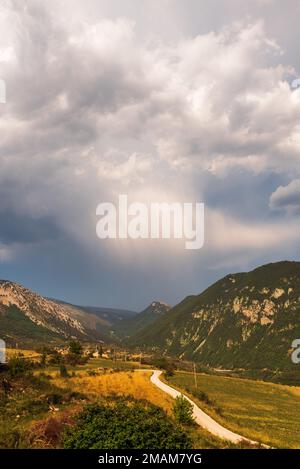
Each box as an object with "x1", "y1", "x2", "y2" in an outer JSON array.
[
  {"x1": 193, "y1": 362, "x2": 198, "y2": 390},
  {"x1": 139, "y1": 352, "x2": 142, "y2": 368}
]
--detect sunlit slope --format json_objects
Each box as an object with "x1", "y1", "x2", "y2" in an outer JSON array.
[{"x1": 129, "y1": 261, "x2": 300, "y2": 370}]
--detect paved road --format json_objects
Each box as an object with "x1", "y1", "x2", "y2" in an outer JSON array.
[{"x1": 150, "y1": 370, "x2": 261, "y2": 446}]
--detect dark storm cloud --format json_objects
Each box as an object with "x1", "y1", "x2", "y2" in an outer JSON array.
[
  {"x1": 270, "y1": 179, "x2": 300, "y2": 213},
  {"x1": 0, "y1": 211, "x2": 61, "y2": 244}
]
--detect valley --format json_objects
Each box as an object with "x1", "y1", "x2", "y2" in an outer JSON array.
[
  {"x1": 1, "y1": 260, "x2": 300, "y2": 449},
  {"x1": 166, "y1": 371, "x2": 300, "y2": 448},
  {"x1": 2, "y1": 347, "x2": 300, "y2": 449}
]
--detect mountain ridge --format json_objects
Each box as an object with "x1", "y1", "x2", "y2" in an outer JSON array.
[
  {"x1": 0, "y1": 280, "x2": 110, "y2": 346},
  {"x1": 128, "y1": 261, "x2": 300, "y2": 370},
  {"x1": 112, "y1": 300, "x2": 171, "y2": 340}
]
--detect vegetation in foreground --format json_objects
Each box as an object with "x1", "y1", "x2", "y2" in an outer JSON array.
[
  {"x1": 63, "y1": 399, "x2": 191, "y2": 449},
  {"x1": 0, "y1": 349, "x2": 236, "y2": 449},
  {"x1": 4, "y1": 345, "x2": 300, "y2": 449},
  {"x1": 167, "y1": 371, "x2": 300, "y2": 448}
]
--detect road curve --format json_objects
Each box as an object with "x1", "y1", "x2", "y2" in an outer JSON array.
[{"x1": 150, "y1": 370, "x2": 261, "y2": 446}]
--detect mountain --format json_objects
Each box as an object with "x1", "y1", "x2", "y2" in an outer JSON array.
[
  {"x1": 51, "y1": 301, "x2": 136, "y2": 328},
  {"x1": 0, "y1": 280, "x2": 110, "y2": 347},
  {"x1": 112, "y1": 301, "x2": 171, "y2": 340},
  {"x1": 79, "y1": 306, "x2": 137, "y2": 325},
  {"x1": 128, "y1": 261, "x2": 300, "y2": 370}
]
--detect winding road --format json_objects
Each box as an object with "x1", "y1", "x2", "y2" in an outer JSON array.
[{"x1": 150, "y1": 370, "x2": 263, "y2": 446}]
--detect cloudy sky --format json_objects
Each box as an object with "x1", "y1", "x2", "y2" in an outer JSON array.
[{"x1": 0, "y1": 0, "x2": 300, "y2": 310}]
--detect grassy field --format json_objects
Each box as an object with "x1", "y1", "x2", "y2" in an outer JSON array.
[
  {"x1": 6, "y1": 349, "x2": 40, "y2": 360},
  {"x1": 1, "y1": 351, "x2": 239, "y2": 449},
  {"x1": 5, "y1": 348, "x2": 299, "y2": 448},
  {"x1": 6, "y1": 349, "x2": 148, "y2": 369},
  {"x1": 78, "y1": 357, "x2": 149, "y2": 370},
  {"x1": 48, "y1": 369, "x2": 239, "y2": 449},
  {"x1": 43, "y1": 357, "x2": 150, "y2": 374},
  {"x1": 52, "y1": 371, "x2": 173, "y2": 411},
  {"x1": 167, "y1": 371, "x2": 300, "y2": 448}
]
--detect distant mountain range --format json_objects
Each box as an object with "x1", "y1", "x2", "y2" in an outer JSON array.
[
  {"x1": 0, "y1": 280, "x2": 135, "y2": 347},
  {"x1": 128, "y1": 261, "x2": 300, "y2": 370},
  {"x1": 111, "y1": 301, "x2": 171, "y2": 340},
  {"x1": 77, "y1": 305, "x2": 137, "y2": 325},
  {"x1": 0, "y1": 279, "x2": 166, "y2": 349},
  {"x1": 1, "y1": 261, "x2": 300, "y2": 371},
  {"x1": 50, "y1": 299, "x2": 136, "y2": 328}
]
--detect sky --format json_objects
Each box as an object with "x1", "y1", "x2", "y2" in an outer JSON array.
[{"x1": 0, "y1": 0, "x2": 300, "y2": 310}]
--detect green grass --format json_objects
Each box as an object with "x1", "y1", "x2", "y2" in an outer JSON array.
[
  {"x1": 167, "y1": 371, "x2": 300, "y2": 448},
  {"x1": 0, "y1": 372, "x2": 85, "y2": 448},
  {"x1": 46, "y1": 357, "x2": 149, "y2": 374},
  {"x1": 84, "y1": 357, "x2": 149, "y2": 370},
  {"x1": 1, "y1": 356, "x2": 261, "y2": 449}
]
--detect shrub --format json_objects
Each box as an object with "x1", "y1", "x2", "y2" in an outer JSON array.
[
  {"x1": 0, "y1": 376, "x2": 12, "y2": 394},
  {"x1": 195, "y1": 389, "x2": 211, "y2": 405},
  {"x1": 0, "y1": 422, "x2": 25, "y2": 449},
  {"x1": 40, "y1": 352, "x2": 47, "y2": 367},
  {"x1": 68, "y1": 341, "x2": 83, "y2": 356},
  {"x1": 185, "y1": 387, "x2": 223, "y2": 416},
  {"x1": 29, "y1": 412, "x2": 76, "y2": 448},
  {"x1": 59, "y1": 364, "x2": 69, "y2": 378},
  {"x1": 46, "y1": 392, "x2": 63, "y2": 405},
  {"x1": 173, "y1": 396, "x2": 194, "y2": 425},
  {"x1": 48, "y1": 350, "x2": 62, "y2": 365},
  {"x1": 66, "y1": 353, "x2": 88, "y2": 366},
  {"x1": 152, "y1": 357, "x2": 176, "y2": 376},
  {"x1": 8, "y1": 356, "x2": 31, "y2": 377},
  {"x1": 63, "y1": 399, "x2": 191, "y2": 449}
]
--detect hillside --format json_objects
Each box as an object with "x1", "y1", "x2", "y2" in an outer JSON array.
[
  {"x1": 0, "y1": 280, "x2": 108, "y2": 347},
  {"x1": 112, "y1": 301, "x2": 171, "y2": 339},
  {"x1": 80, "y1": 305, "x2": 137, "y2": 325},
  {"x1": 128, "y1": 261, "x2": 300, "y2": 370}
]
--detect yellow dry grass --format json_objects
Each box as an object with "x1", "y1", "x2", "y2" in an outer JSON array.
[
  {"x1": 53, "y1": 371, "x2": 174, "y2": 414},
  {"x1": 6, "y1": 348, "x2": 40, "y2": 359}
]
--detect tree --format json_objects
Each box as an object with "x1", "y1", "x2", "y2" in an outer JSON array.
[
  {"x1": 173, "y1": 396, "x2": 194, "y2": 425},
  {"x1": 63, "y1": 399, "x2": 191, "y2": 449},
  {"x1": 68, "y1": 341, "x2": 83, "y2": 356},
  {"x1": 8, "y1": 356, "x2": 31, "y2": 377},
  {"x1": 48, "y1": 350, "x2": 62, "y2": 365},
  {"x1": 59, "y1": 364, "x2": 69, "y2": 378},
  {"x1": 152, "y1": 357, "x2": 176, "y2": 377},
  {"x1": 40, "y1": 351, "x2": 47, "y2": 367}
]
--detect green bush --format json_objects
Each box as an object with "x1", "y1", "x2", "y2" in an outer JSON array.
[
  {"x1": 59, "y1": 364, "x2": 69, "y2": 378},
  {"x1": 63, "y1": 399, "x2": 191, "y2": 449},
  {"x1": 173, "y1": 396, "x2": 194, "y2": 425},
  {"x1": 0, "y1": 422, "x2": 26, "y2": 449},
  {"x1": 68, "y1": 341, "x2": 83, "y2": 355},
  {"x1": 8, "y1": 356, "x2": 31, "y2": 377},
  {"x1": 183, "y1": 385, "x2": 223, "y2": 416},
  {"x1": 152, "y1": 357, "x2": 176, "y2": 376},
  {"x1": 48, "y1": 350, "x2": 62, "y2": 365},
  {"x1": 66, "y1": 353, "x2": 88, "y2": 366}
]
